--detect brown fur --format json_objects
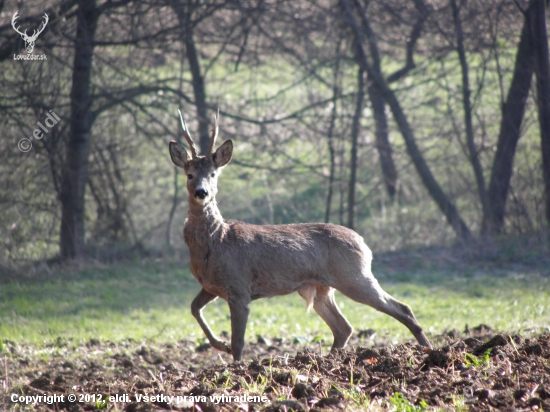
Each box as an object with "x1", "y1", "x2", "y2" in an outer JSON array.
[{"x1": 169, "y1": 119, "x2": 431, "y2": 361}]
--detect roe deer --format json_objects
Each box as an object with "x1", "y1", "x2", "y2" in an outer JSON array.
[{"x1": 169, "y1": 111, "x2": 431, "y2": 361}]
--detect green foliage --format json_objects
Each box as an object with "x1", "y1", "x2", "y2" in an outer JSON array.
[
  {"x1": 95, "y1": 398, "x2": 109, "y2": 410},
  {"x1": 388, "y1": 392, "x2": 428, "y2": 412},
  {"x1": 464, "y1": 348, "x2": 492, "y2": 369}
]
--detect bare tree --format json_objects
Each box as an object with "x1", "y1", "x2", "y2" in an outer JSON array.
[
  {"x1": 364, "y1": 0, "x2": 429, "y2": 201},
  {"x1": 368, "y1": 81, "x2": 397, "y2": 200},
  {"x1": 483, "y1": 0, "x2": 535, "y2": 234},
  {"x1": 325, "y1": 45, "x2": 341, "y2": 223},
  {"x1": 341, "y1": 0, "x2": 472, "y2": 239},
  {"x1": 450, "y1": 0, "x2": 490, "y2": 231},
  {"x1": 1, "y1": 0, "x2": 547, "y2": 263},
  {"x1": 348, "y1": 67, "x2": 365, "y2": 230},
  {"x1": 531, "y1": 0, "x2": 550, "y2": 226},
  {"x1": 59, "y1": 0, "x2": 100, "y2": 259},
  {"x1": 171, "y1": 1, "x2": 212, "y2": 155}
]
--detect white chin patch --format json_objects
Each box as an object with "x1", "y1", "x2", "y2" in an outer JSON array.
[{"x1": 193, "y1": 196, "x2": 207, "y2": 205}]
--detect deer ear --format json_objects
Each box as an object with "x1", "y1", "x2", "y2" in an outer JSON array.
[
  {"x1": 169, "y1": 141, "x2": 190, "y2": 169},
  {"x1": 213, "y1": 139, "x2": 233, "y2": 168}
]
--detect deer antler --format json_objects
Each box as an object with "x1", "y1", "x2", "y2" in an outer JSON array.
[
  {"x1": 178, "y1": 109, "x2": 198, "y2": 159},
  {"x1": 11, "y1": 11, "x2": 48, "y2": 40},
  {"x1": 207, "y1": 109, "x2": 220, "y2": 157},
  {"x1": 28, "y1": 13, "x2": 49, "y2": 42},
  {"x1": 11, "y1": 11, "x2": 26, "y2": 37}
]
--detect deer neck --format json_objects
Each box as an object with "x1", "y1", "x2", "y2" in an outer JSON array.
[{"x1": 185, "y1": 198, "x2": 225, "y2": 245}]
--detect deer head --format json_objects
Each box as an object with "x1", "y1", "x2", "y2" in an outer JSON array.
[
  {"x1": 12, "y1": 11, "x2": 49, "y2": 54},
  {"x1": 169, "y1": 110, "x2": 233, "y2": 206}
]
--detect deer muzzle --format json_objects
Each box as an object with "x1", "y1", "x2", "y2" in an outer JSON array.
[{"x1": 195, "y1": 188, "x2": 209, "y2": 200}]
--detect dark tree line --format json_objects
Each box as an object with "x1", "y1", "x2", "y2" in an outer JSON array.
[{"x1": 0, "y1": 0, "x2": 548, "y2": 262}]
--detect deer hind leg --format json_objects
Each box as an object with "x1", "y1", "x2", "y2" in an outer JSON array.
[
  {"x1": 191, "y1": 288, "x2": 231, "y2": 354},
  {"x1": 337, "y1": 278, "x2": 432, "y2": 348},
  {"x1": 300, "y1": 285, "x2": 353, "y2": 351}
]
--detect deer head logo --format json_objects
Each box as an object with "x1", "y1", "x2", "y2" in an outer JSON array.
[{"x1": 12, "y1": 11, "x2": 49, "y2": 54}]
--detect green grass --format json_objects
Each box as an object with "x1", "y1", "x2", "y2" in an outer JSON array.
[
  {"x1": 0, "y1": 261, "x2": 549, "y2": 347},
  {"x1": 463, "y1": 349, "x2": 491, "y2": 369},
  {"x1": 387, "y1": 392, "x2": 428, "y2": 412}
]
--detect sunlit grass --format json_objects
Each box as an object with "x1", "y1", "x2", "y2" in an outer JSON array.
[{"x1": 0, "y1": 261, "x2": 548, "y2": 347}]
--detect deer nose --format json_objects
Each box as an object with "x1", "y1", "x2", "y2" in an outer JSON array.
[{"x1": 195, "y1": 188, "x2": 208, "y2": 199}]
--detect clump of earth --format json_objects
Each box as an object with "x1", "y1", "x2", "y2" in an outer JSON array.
[{"x1": 2, "y1": 326, "x2": 549, "y2": 411}]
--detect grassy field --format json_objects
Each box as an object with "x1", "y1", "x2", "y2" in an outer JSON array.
[{"x1": 1, "y1": 252, "x2": 549, "y2": 349}]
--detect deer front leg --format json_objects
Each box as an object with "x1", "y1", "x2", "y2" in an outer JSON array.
[
  {"x1": 228, "y1": 295, "x2": 251, "y2": 361},
  {"x1": 191, "y1": 288, "x2": 231, "y2": 354}
]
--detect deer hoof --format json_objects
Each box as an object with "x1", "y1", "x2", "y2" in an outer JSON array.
[{"x1": 212, "y1": 340, "x2": 231, "y2": 354}]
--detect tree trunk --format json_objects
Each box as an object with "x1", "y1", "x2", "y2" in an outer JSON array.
[
  {"x1": 173, "y1": 4, "x2": 210, "y2": 155},
  {"x1": 59, "y1": 0, "x2": 99, "y2": 259},
  {"x1": 185, "y1": 26, "x2": 210, "y2": 155},
  {"x1": 341, "y1": 0, "x2": 472, "y2": 239},
  {"x1": 377, "y1": 75, "x2": 471, "y2": 239},
  {"x1": 325, "y1": 77, "x2": 339, "y2": 223},
  {"x1": 339, "y1": 147, "x2": 346, "y2": 226},
  {"x1": 483, "y1": 2, "x2": 535, "y2": 234},
  {"x1": 167, "y1": 167, "x2": 179, "y2": 246},
  {"x1": 532, "y1": 0, "x2": 550, "y2": 226},
  {"x1": 368, "y1": 82, "x2": 397, "y2": 199},
  {"x1": 348, "y1": 67, "x2": 365, "y2": 230},
  {"x1": 451, "y1": 0, "x2": 490, "y2": 231}
]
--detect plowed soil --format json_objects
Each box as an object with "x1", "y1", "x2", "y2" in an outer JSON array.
[{"x1": 2, "y1": 327, "x2": 550, "y2": 411}]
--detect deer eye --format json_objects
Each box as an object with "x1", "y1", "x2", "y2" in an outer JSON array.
[
  {"x1": 211, "y1": 173, "x2": 215, "y2": 177},
  {"x1": 187, "y1": 174, "x2": 193, "y2": 179}
]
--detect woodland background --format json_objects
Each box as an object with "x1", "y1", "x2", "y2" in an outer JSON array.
[{"x1": 1, "y1": 0, "x2": 549, "y2": 266}]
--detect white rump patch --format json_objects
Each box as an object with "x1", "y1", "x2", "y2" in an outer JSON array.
[{"x1": 299, "y1": 285, "x2": 317, "y2": 312}]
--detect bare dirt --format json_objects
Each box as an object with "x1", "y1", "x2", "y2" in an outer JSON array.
[{"x1": 2, "y1": 326, "x2": 549, "y2": 411}]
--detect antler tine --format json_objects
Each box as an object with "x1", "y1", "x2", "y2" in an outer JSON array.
[
  {"x1": 178, "y1": 109, "x2": 198, "y2": 159},
  {"x1": 207, "y1": 108, "x2": 220, "y2": 157},
  {"x1": 31, "y1": 13, "x2": 49, "y2": 39},
  {"x1": 11, "y1": 11, "x2": 25, "y2": 36}
]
